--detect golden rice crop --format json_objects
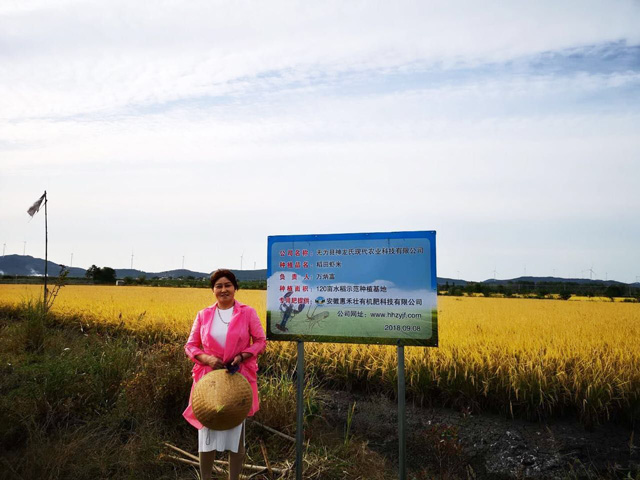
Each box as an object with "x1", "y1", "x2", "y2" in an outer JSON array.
[
  {"x1": 1, "y1": 285, "x2": 638, "y2": 424},
  {"x1": 0, "y1": 284, "x2": 264, "y2": 332}
]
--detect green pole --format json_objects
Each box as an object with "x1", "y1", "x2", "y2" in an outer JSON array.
[
  {"x1": 398, "y1": 344, "x2": 406, "y2": 480},
  {"x1": 296, "y1": 341, "x2": 304, "y2": 480}
]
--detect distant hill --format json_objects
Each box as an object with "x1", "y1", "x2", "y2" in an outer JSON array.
[
  {"x1": 112, "y1": 268, "x2": 211, "y2": 279},
  {"x1": 438, "y1": 277, "x2": 467, "y2": 286},
  {"x1": 0, "y1": 255, "x2": 265, "y2": 282},
  {"x1": 481, "y1": 276, "x2": 631, "y2": 287},
  {"x1": 1, "y1": 255, "x2": 637, "y2": 287},
  {"x1": 114, "y1": 268, "x2": 267, "y2": 282},
  {"x1": 0, "y1": 255, "x2": 86, "y2": 277}
]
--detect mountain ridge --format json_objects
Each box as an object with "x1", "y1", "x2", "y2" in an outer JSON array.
[
  {"x1": 0, "y1": 255, "x2": 266, "y2": 282},
  {"x1": 2, "y1": 255, "x2": 638, "y2": 287}
]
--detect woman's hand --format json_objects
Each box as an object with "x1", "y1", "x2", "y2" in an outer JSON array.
[
  {"x1": 231, "y1": 352, "x2": 252, "y2": 366},
  {"x1": 199, "y1": 354, "x2": 224, "y2": 370}
]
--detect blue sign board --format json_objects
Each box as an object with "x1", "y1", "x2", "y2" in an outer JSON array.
[{"x1": 267, "y1": 231, "x2": 437, "y2": 346}]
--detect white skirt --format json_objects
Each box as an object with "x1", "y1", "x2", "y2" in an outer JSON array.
[{"x1": 198, "y1": 420, "x2": 245, "y2": 453}]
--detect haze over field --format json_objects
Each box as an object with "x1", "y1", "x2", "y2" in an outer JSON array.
[{"x1": 1, "y1": 1, "x2": 639, "y2": 282}]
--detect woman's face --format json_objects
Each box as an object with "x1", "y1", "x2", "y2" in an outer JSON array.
[{"x1": 213, "y1": 276, "x2": 236, "y2": 305}]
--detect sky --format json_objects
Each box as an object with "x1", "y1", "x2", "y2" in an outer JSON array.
[{"x1": 1, "y1": 0, "x2": 639, "y2": 282}]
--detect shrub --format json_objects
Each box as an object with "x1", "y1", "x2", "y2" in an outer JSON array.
[
  {"x1": 20, "y1": 299, "x2": 46, "y2": 353},
  {"x1": 256, "y1": 372, "x2": 320, "y2": 433},
  {"x1": 120, "y1": 343, "x2": 192, "y2": 424}
]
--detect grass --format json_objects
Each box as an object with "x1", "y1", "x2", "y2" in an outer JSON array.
[
  {"x1": 1, "y1": 298, "x2": 638, "y2": 479},
  {"x1": 0, "y1": 301, "x2": 398, "y2": 480}
]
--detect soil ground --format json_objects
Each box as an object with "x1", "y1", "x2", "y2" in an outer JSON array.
[{"x1": 319, "y1": 389, "x2": 639, "y2": 479}]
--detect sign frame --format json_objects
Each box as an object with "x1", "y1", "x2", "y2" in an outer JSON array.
[{"x1": 266, "y1": 230, "x2": 438, "y2": 347}]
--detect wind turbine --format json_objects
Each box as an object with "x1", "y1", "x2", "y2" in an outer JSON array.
[
  {"x1": 586, "y1": 265, "x2": 596, "y2": 280},
  {"x1": 240, "y1": 252, "x2": 244, "y2": 270}
]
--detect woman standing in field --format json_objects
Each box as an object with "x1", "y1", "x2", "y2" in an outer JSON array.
[{"x1": 183, "y1": 269, "x2": 267, "y2": 480}]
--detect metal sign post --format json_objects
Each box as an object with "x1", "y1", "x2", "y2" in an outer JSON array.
[
  {"x1": 296, "y1": 341, "x2": 304, "y2": 480},
  {"x1": 398, "y1": 344, "x2": 406, "y2": 480}
]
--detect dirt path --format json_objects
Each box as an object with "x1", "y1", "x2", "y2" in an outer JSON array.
[{"x1": 319, "y1": 389, "x2": 639, "y2": 479}]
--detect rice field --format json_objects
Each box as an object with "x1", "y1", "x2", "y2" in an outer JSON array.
[
  {"x1": 1, "y1": 284, "x2": 639, "y2": 424},
  {"x1": 0, "y1": 284, "x2": 251, "y2": 333}
]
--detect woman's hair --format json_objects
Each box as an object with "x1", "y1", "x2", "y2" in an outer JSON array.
[{"x1": 210, "y1": 269, "x2": 239, "y2": 290}]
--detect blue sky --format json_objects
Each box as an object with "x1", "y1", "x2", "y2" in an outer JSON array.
[{"x1": 1, "y1": 0, "x2": 639, "y2": 282}]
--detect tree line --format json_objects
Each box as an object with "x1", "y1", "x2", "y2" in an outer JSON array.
[
  {"x1": 439, "y1": 280, "x2": 639, "y2": 300},
  {"x1": 85, "y1": 267, "x2": 267, "y2": 289}
]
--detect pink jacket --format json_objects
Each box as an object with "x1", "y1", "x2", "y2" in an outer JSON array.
[{"x1": 183, "y1": 300, "x2": 267, "y2": 429}]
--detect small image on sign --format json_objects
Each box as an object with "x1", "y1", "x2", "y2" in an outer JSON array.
[{"x1": 275, "y1": 291, "x2": 305, "y2": 332}]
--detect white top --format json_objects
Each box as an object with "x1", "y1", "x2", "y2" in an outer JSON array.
[
  {"x1": 211, "y1": 305, "x2": 233, "y2": 347},
  {"x1": 198, "y1": 303, "x2": 244, "y2": 453}
]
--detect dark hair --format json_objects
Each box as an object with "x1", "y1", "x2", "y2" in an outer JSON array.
[{"x1": 210, "y1": 269, "x2": 239, "y2": 290}]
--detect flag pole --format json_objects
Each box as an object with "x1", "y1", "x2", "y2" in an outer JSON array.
[
  {"x1": 26, "y1": 191, "x2": 48, "y2": 309},
  {"x1": 43, "y1": 191, "x2": 48, "y2": 310}
]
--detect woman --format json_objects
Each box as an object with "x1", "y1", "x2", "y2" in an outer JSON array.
[{"x1": 184, "y1": 269, "x2": 267, "y2": 480}]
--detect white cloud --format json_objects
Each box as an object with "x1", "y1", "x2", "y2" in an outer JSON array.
[{"x1": 1, "y1": 0, "x2": 639, "y2": 120}]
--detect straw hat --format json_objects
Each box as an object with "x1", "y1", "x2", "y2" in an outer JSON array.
[{"x1": 192, "y1": 370, "x2": 252, "y2": 430}]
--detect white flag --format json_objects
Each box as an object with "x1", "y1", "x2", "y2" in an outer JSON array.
[{"x1": 27, "y1": 192, "x2": 46, "y2": 217}]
